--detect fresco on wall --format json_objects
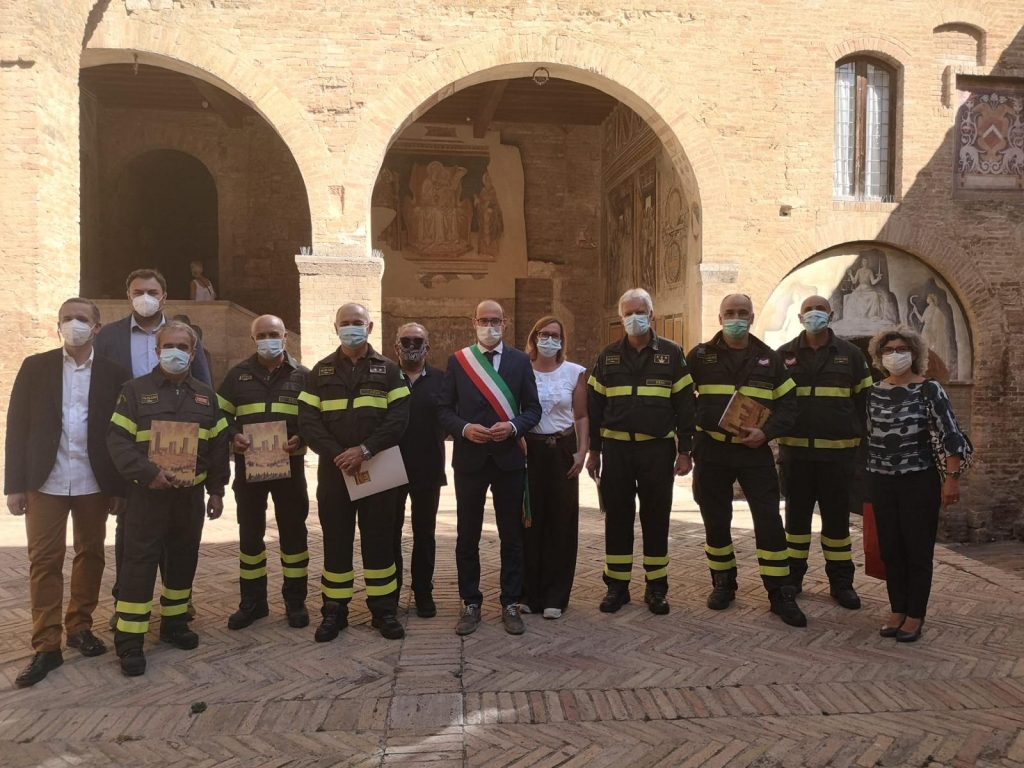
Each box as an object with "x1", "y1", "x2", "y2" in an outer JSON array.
[
  {"x1": 955, "y1": 79, "x2": 1024, "y2": 195},
  {"x1": 758, "y1": 244, "x2": 972, "y2": 381}
]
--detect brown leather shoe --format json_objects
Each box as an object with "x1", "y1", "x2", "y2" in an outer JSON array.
[{"x1": 501, "y1": 604, "x2": 525, "y2": 635}]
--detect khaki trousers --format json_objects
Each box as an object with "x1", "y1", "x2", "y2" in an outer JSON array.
[{"x1": 25, "y1": 491, "x2": 108, "y2": 652}]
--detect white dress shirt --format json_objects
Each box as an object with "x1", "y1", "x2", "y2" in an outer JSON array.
[
  {"x1": 129, "y1": 313, "x2": 166, "y2": 377},
  {"x1": 477, "y1": 341, "x2": 504, "y2": 371},
  {"x1": 39, "y1": 349, "x2": 101, "y2": 496}
]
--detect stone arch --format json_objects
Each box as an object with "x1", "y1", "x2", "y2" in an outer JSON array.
[
  {"x1": 825, "y1": 36, "x2": 912, "y2": 69},
  {"x1": 79, "y1": 45, "x2": 333, "y2": 243},
  {"x1": 344, "y1": 32, "x2": 727, "y2": 259}
]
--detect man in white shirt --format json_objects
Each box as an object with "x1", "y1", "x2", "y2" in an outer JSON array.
[{"x1": 5, "y1": 298, "x2": 130, "y2": 687}]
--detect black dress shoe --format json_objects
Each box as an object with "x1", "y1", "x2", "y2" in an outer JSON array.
[
  {"x1": 67, "y1": 629, "x2": 108, "y2": 657},
  {"x1": 414, "y1": 593, "x2": 437, "y2": 618},
  {"x1": 644, "y1": 590, "x2": 670, "y2": 615},
  {"x1": 120, "y1": 649, "x2": 146, "y2": 677},
  {"x1": 896, "y1": 621, "x2": 924, "y2": 643},
  {"x1": 227, "y1": 601, "x2": 269, "y2": 630},
  {"x1": 159, "y1": 624, "x2": 199, "y2": 650},
  {"x1": 371, "y1": 613, "x2": 406, "y2": 640},
  {"x1": 599, "y1": 587, "x2": 630, "y2": 613},
  {"x1": 286, "y1": 603, "x2": 310, "y2": 628},
  {"x1": 879, "y1": 625, "x2": 901, "y2": 638},
  {"x1": 830, "y1": 586, "x2": 862, "y2": 610},
  {"x1": 14, "y1": 651, "x2": 63, "y2": 688}
]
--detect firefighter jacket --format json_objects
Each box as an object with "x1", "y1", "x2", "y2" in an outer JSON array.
[
  {"x1": 217, "y1": 353, "x2": 310, "y2": 471},
  {"x1": 686, "y1": 332, "x2": 797, "y2": 465},
  {"x1": 107, "y1": 368, "x2": 230, "y2": 496},
  {"x1": 297, "y1": 345, "x2": 410, "y2": 460},
  {"x1": 775, "y1": 330, "x2": 873, "y2": 461},
  {"x1": 587, "y1": 332, "x2": 695, "y2": 452}
]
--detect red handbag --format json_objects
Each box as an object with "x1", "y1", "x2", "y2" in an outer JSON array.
[{"x1": 862, "y1": 502, "x2": 887, "y2": 580}]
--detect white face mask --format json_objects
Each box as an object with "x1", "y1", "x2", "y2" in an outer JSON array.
[
  {"x1": 882, "y1": 351, "x2": 913, "y2": 376},
  {"x1": 476, "y1": 325, "x2": 502, "y2": 346},
  {"x1": 132, "y1": 294, "x2": 162, "y2": 318},
  {"x1": 60, "y1": 319, "x2": 94, "y2": 348},
  {"x1": 622, "y1": 313, "x2": 651, "y2": 337},
  {"x1": 536, "y1": 338, "x2": 561, "y2": 358}
]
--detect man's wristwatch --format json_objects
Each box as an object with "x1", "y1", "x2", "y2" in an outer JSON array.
[{"x1": 360, "y1": 444, "x2": 373, "y2": 462}]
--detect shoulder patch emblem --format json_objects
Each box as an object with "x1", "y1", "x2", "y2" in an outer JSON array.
[
  {"x1": 369, "y1": 364, "x2": 387, "y2": 375},
  {"x1": 833, "y1": 354, "x2": 850, "y2": 365},
  {"x1": 318, "y1": 366, "x2": 335, "y2": 376},
  {"x1": 140, "y1": 393, "x2": 159, "y2": 404},
  {"x1": 654, "y1": 353, "x2": 670, "y2": 365},
  {"x1": 757, "y1": 357, "x2": 771, "y2": 367},
  {"x1": 194, "y1": 394, "x2": 210, "y2": 406},
  {"x1": 784, "y1": 356, "x2": 798, "y2": 367},
  {"x1": 117, "y1": 393, "x2": 127, "y2": 405},
  {"x1": 238, "y1": 373, "x2": 253, "y2": 381},
  {"x1": 605, "y1": 354, "x2": 621, "y2": 365}
]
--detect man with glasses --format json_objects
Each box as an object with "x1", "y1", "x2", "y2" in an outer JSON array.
[
  {"x1": 437, "y1": 300, "x2": 542, "y2": 636},
  {"x1": 298, "y1": 303, "x2": 410, "y2": 642},
  {"x1": 391, "y1": 323, "x2": 447, "y2": 619}
]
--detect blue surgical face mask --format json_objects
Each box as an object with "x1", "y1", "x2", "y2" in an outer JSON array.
[
  {"x1": 159, "y1": 348, "x2": 191, "y2": 375},
  {"x1": 537, "y1": 338, "x2": 562, "y2": 358},
  {"x1": 338, "y1": 325, "x2": 368, "y2": 349},
  {"x1": 722, "y1": 319, "x2": 750, "y2": 339},
  {"x1": 801, "y1": 310, "x2": 830, "y2": 333},
  {"x1": 256, "y1": 338, "x2": 286, "y2": 360},
  {"x1": 622, "y1": 313, "x2": 651, "y2": 337}
]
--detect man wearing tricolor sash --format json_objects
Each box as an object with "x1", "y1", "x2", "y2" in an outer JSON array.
[{"x1": 437, "y1": 300, "x2": 542, "y2": 636}]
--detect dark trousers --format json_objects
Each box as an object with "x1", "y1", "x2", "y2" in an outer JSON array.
[
  {"x1": 869, "y1": 470, "x2": 941, "y2": 619},
  {"x1": 454, "y1": 457, "x2": 526, "y2": 607},
  {"x1": 782, "y1": 457, "x2": 855, "y2": 586},
  {"x1": 316, "y1": 464, "x2": 398, "y2": 618},
  {"x1": 233, "y1": 458, "x2": 309, "y2": 606},
  {"x1": 600, "y1": 439, "x2": 674, "y2": 592},
  {"x1": 693, "y1": 458, "x2": 790, "y2": 593},
  {"x1": 523, "y1": 434, "x2": 580, "y2": 611},
  {"x1": 114, "y1": 486, "x2": 205, "y2": 655},
  {"x1": 113, "y1": 511, "x2": 166, "y2": 600},
  {"x1": 393, "y1": 485, "x2": 441, "y2": 596}
]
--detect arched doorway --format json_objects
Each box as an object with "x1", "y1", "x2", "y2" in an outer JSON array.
[{"x1": 371, "y1": 75, "x2": 703, "y2": 368}]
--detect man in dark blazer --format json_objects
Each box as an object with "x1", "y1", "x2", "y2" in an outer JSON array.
[
  {"x1": 437, "y1": 300, "x2": 542, "y2": 636},
  {"x1": 5, "y1": 298, "x2": 130, "y2": 687}
]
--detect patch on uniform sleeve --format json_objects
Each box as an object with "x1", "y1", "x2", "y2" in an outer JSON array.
[
  {"x1": 194, "y1": 394, "x2": 210, "y2": 406},
  {"x1": 833, "y1": 354, "x2": 850, "y2": 365},
  {"x1": 117, "y1": 393, "x2": 127, "y2": 405},
  {"x1": 238, "y1": 373, "x2": 253, "y2": 381},
  {"x1": 757, "y1": 357, "x2": 771, "y2": 367},
  {"x1": 654, "y1": 353, "x2": 670, "y2": 365},
  {"x1": 784, "y1": 355, "x2": 798, "y2": 367},
  {"x1": 604, "y1": 354, "x2": 621, "y2": 365},
  {"x1": 369, "y1": 364, "x2": 387, "y2": 375},
  {"x1": 318, "y1": 365, "x2": 335, "y2": 376},
  {"x1": 140, "y1": 393, "x2": 159, "y2": 404}
]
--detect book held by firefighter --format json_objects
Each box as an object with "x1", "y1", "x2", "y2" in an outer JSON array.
[
  {"x1": 148, "y1": 420, "x2": 199, "y2": 486},
  {"x1": 243, "y1": 420, "x2": 292, "y2": 482},
  {"x1": 718, "y1": 392, "x2": 770, "y2": 436}
]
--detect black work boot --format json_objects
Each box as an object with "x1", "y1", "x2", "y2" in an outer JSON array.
[
  {"x1": 829, "y1": 583, "x2": 862, "y2": 610},
  {"x1": 644, "y1": 586, "x2": 670, "y2": 615},
  {"x1": 160, "y1": 623, "x2": 200, "y2": 649},
  {"x1": 769, "y1": 585, "x2": 808, "y2": 627},
  {"x1": 119, "y1": 648, "x2": 146, "y2": 677},
  {"x1": 314, "y1": 601, "x2": 347, "y2": 643},
  {"x1": 599, "y1": 586, "x2": 630, "y2": 613},
  {"x1": 286, "y1": 602, "x2": 310, "y2": 628},
  {"x1": 227, "y1": 600, "x2": 269, "y2": 630},
  {"x1": 371, "y1": 612, "x2": 405, "y2": 640},
  {"x1": 707, "y1": 571, "x2": 737, "y2": 610}
]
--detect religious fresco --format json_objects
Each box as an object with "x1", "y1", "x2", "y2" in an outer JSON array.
[
  {"x1": 757, "y1": 244, "x2": 972, "y2": 381},
  {"x1": 955, "y1": 78, "x2": 1024, "y2": 195}
]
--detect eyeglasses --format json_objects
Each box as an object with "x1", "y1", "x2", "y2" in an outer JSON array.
[
  {"x1": 474, "y1": 317, "x2": 503, "y2": 327},
  {"x1": 882, "y1": 346, "x2": 912, "y2": 354},
  {"x1": 399, "y1": 337, "x2": 425, "y2": 349},
  {"x1": 537, "y1": 332, "x2": 562, "y2": 342}
]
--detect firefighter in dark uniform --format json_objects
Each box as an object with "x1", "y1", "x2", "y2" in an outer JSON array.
[
  {"x1": 686, "y1": 294, "x2": 805, "y2": 627},
  {"x1": 586, "y1": 288, "x2": 695, "y2": 616},
  {"x1": 107, "y1": 321, "x2": 229, "y2": 676},
  {"x1": 298, "y1": 303, "x2": 410, "y2": 642},
  {"x1": 775, "y1": 295, "x2": 873, "y2": 609},
  {"x1": 218, "y1": 314, "x2": 312, "y2": 630}
]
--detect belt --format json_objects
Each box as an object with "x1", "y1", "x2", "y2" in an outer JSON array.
[{"x1": 526, "y1": 426, "x2": 575, "y2": 446}]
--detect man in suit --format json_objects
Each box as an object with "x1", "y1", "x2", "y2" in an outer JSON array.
[
  {"x1": 437, "y1": 300, "x2": 542, "y2": 636},
  {"x1": 93, "y1": 268, "x2": 212, "y2": 617},
  {"x1": 5, "y1": 298, "x2": 130, "y2": 687}
]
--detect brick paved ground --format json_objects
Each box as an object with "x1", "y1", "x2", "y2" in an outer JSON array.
[{"x1": 1, "y1": 473, "x2": 1023, "y2": 768}]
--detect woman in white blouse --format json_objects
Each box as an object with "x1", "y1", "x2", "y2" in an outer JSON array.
[{"x1": 520, "y1": 316, "x2": 589, "y2": 619}]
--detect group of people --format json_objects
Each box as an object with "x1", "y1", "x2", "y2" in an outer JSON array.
[{"x1": 5, "y1": 267, "x2": 971, "y2": 687}]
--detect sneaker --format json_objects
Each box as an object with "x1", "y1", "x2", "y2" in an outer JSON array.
[
  {"x1": 455, "y1": 604, "x2": 481, "y2": 636},
  {"x1": 119, "y1": 648, "x2": 146, "y2": 677},
  {"x1": 644, "y1": 589, "x2": 670, "y2": 615},
  {"x1": 286, "y1": 603, "x2": 310, "y2": 628},
  {"x1": 769, "y1": 586, "x2": 808, "y2": 627},
  {"x1": 517, "y1": 604, "x2": 533, "y2": 614},
  {"x1": 227, "y1": 601, "x2": 269, "y2": 630},
  {"x1": 707, "y1": 572, "x2": 737, "y2": 610},
  {"x1": 314, "y1": 603, "x2": 347, "y2": 643},
  {"x1": 371, "y1": 613, "x2": 405, "y2": 640},
  {"x1": 67, "y1": 629, "x2": 108, "y2": 657},
  {"x1": 14, "y1": 651, "x2": 63, "y2": 688},
  {"x1": 159, "y1": 624, "x2": 200, "y2": 649},
  {"x1": 501, "y1": 604, "x2": 525, "y2": 635},
  {"x1": 414, "y1": 593, "x2": 437, "y2": 619},
  {"x1": 599, "y1": 587, "x2": 630, "y2": 613},
  {"x1": 829, "y1": 585, "x2": 862, "y2": 610},
  {"x1": 542, "y1": 608, "x2": 562, "y2": 620}
]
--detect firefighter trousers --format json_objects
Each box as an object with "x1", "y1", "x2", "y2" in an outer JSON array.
[
  {"x1": 114, "y1": 486, "x2": 205, "y2": 655},
  {"x1": 782, "y1": 457, "x2": 855, "y2": 586}
]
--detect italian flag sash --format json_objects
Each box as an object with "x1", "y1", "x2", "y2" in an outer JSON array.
[{"x1": 454, "y1": 345, "x2": 532, "y2": 526}]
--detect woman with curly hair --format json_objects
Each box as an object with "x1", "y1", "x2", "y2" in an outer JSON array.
[{"x1": 865, "y1": 326, "x2": 971, "y2": 643}]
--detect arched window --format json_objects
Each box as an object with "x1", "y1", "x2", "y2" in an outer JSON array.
[{"x1": 834, "y1": 57, "x2": 897, "y2": 201}]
